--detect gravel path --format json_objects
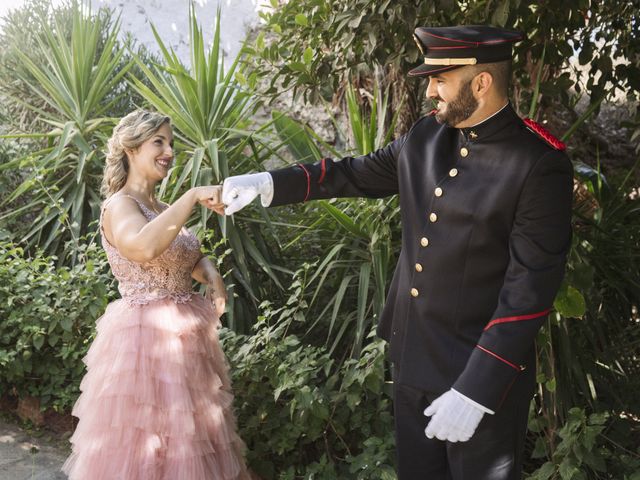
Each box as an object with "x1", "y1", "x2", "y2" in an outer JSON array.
[{"x1": 0, "y1": 418, "x2": 68, "y2": 480}]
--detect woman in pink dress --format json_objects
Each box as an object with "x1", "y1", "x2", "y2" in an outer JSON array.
[{"x1": 62, "y1": 110, "x2": 251, "y2": 480}]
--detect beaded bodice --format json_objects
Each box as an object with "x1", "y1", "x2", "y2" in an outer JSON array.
[{"x1": 100, "y1": 194, "x2": 203, "y2": 305}]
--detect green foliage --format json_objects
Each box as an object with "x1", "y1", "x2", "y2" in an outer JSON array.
[
  {"x1": 0, "y1": 0, "x2": 82, "y2": 132},
  {"x1": 250, "y1": 0, "x2": 639, "y2": 128},
  {"x1": 221, "y1": 267, "x2": 395, "y2": 479},
  {"x1": 526, "y1": 408, "x2": 640, "y2": 480},
  {"x1": 0, "y1": 0, "x2": 638, "y2": 474},
  {"x1": 529, "y1": 160, "x2": 640, "y2": 475},
  {"x1": 0, "y1": 1, "x2": 133, "y2": 260},
  {"x1": 0, "y1": 240, "x2": 116, "y2": 411},
  {"x1": 536, "y1": 160, "x2": 640, "y2": 420},
  {"x1": 0, "y1": 140, "x2": 28, "y2": 240},
  {"x1": 344, "y1": 81, "x2": 399, "y2": 156},
  {"x1": 250, "y1": 0, "x2": 455, "y2": 104}
]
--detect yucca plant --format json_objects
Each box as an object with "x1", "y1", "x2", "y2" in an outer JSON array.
[
  {"x1": 0, "y1": 1, "x2": 129, "y2": 260},
  {"x1": 128, "y1": 4, "x2": 285, "y2": 331}
]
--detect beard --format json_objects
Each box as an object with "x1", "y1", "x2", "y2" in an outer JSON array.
[{"x1": 434, "y1": 78, "x2": 479, "y2": 127}]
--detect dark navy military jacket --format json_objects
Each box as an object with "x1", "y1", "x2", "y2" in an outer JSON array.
[{"x1": 268, "y1": 104, "x2": 573, "y2": 412}]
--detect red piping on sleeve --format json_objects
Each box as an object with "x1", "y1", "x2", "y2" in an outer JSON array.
[
  {"x1": 297, "y1": 164, "x2": 311, "y2": 202},
  {"x1": 476, "y1": 345, "x2": 521, "y2": 372},
  {"x1": 483, "y1": 308, "x2": 552, "y2": 331},
  {"x1": 497, "y1": 375, "x2": 518, "y2": 410},
  {"x1": 318, "y1": 158, "x2": 327, "y2": 184}
]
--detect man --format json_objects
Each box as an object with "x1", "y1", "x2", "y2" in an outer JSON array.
[{"x1": 222, "y1": 25, "x2": 573, "y2": 479}]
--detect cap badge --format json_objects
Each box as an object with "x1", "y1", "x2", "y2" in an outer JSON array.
[{"x1": 412, "y1": 33, "x2": 426, "y2": 55}]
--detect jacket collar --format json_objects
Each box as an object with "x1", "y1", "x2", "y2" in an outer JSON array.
[{"x1": 459, "y1": 102, "x2": 519, "y2": 142}]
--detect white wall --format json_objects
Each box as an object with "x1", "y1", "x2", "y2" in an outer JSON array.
[
  {"x1": 1, "y1": 0, "x2": 264, "y2": 63},
  {"x1": 97, "y1": 0, "x2": 263, "y2": 62}
]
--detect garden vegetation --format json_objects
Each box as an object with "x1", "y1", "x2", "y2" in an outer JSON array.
[{"x1": 0, "y1": 0, "x2": 639, "y2": 478}]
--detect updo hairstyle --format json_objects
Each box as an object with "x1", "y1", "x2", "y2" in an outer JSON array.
[{"x1": 101, "y1": 110, "x2": 171, "y2": 197}]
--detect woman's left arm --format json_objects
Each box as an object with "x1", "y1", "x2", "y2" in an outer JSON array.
[{"x1": 192, "y1": 256, "x2": 227, "y2": 316}]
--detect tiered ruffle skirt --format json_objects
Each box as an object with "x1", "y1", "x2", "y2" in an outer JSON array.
[{"x1": 62, "y1": 295, "x2": 250, "y2": 480}]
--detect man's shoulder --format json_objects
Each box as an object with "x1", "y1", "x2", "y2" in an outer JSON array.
[
  {"x1": 513, "y1": 118, "x2": 568, "y2": 156},
  {"x1": 502, "y1": 118, "x2": 568, "y2": 164},
  {"x1": 508, "y1": 120, "x2": 573, "y2": 179}
]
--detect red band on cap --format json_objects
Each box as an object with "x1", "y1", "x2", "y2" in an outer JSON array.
[
  {"x1": 424, "y1": 31, "x2": 523, "y2": 46},
  {"x1": 427, "y1": 45, "x2": 470, "y2": 50},
  {"x1": 408, "y1": 65, "x2": 458, "y2": 77}
]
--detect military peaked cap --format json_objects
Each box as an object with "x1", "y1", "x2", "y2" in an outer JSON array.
[{"x1": 409, "y1": 25, "x2": 525, "y2": 77}]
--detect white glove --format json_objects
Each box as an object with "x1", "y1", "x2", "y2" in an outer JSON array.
[
  {"x1": 222, "y1": 172, "x2": 274, "y2": 215},
  {"x1": 423, "y1": 389, "x2": 489, "y2": 442}
]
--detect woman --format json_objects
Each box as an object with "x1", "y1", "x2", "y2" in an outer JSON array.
[{"x1": 62, "y1": 110, "x2": 251, "y2": 479}]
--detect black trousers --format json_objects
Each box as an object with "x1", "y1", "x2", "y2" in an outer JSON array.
[{"x1": 393, "y1": 368, "x2": 534, "y2": 480}]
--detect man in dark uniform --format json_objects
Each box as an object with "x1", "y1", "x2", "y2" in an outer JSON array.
[{"x1": 221, "y1": 25, "x2": 573, "y2": 480}]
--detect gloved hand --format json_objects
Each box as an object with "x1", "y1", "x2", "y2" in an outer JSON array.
[
  {"x1": 423, "y1": 389, "x2": 487, "y2": 442},
  {"x1": 222, "y1": 172, "x2": 274, "y2": 215}
]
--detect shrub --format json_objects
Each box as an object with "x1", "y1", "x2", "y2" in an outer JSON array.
[
  {"x1": 0, "y1": 240, "x2": 116, "y2": 411},
  {"x1": 221, "y1": 273, "x2": 396, "y2": 479},
  {"x1": 527, "y1": 408, "x2": 640, "y2": 480}
]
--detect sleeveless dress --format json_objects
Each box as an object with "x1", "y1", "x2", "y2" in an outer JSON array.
[{"x1": 62, "y1": 194, "x2": 250, "y2": 480}]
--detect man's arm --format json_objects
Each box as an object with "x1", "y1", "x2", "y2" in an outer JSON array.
[
  {"x1": 452, "y1": 150, "x2": 574, "y2": 411},
  {"x1": 269, "y1": 138, "x2": 403, "y2": 206},
  {"x1": 223, "y1": 134, "x2": 409, "y2": 214}
]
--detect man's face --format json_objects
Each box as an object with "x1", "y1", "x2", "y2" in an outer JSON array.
[{"x1": 426, "y1": 68, "x2": 479, "y2": 127}]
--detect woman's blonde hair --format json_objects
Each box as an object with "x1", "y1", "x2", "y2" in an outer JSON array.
[{"x1": 101, "y1": 110, "x2": 171, "y2": 197}]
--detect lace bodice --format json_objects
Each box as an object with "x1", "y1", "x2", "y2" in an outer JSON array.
[{"x1": 100, "y1": 194, "x2": 203, "y2": 305}]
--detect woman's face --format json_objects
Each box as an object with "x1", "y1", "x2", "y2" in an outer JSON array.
[{"x1": 128, "y1": 122, "x2": 174, "y2": 181}]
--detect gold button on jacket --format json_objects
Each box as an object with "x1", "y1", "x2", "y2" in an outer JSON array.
[
  {"x1": 410, "y1": 288, "x2": 419, "y2": 297},
  {"x1": 415, "y1": 263, "x2": 423, "y2": 272}
]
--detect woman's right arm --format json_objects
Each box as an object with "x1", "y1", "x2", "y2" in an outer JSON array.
[{"x1": 103, "y1": 186, "x2": 221, "y2": 263}]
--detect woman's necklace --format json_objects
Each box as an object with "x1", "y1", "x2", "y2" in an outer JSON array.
[
  {"x1": 146, "y1": 199, "x2": 163, "y2": 215},
  {"x1": 147, "y1": 199, "x2": 162, "y2": 214}
]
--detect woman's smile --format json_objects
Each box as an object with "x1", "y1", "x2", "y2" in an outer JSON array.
[{"x1": 155, "y1": 156, "x2": 172, "y2": 170}]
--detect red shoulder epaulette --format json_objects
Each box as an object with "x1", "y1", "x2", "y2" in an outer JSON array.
[{"x1": 523, "y1": 118, "x2": 566, "y2": 151}]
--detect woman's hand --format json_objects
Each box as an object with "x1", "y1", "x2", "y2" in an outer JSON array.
[
  {"x1": 193, "y1": 186, "x2": 225, "y2": 215},
  {"x1": 205, "y1": 269, "x2": 227, "y2": 316}
]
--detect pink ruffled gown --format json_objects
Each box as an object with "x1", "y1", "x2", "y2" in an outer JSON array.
[{"x1": 62, "y1": 195, "x2": 251, "y2": 480}]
